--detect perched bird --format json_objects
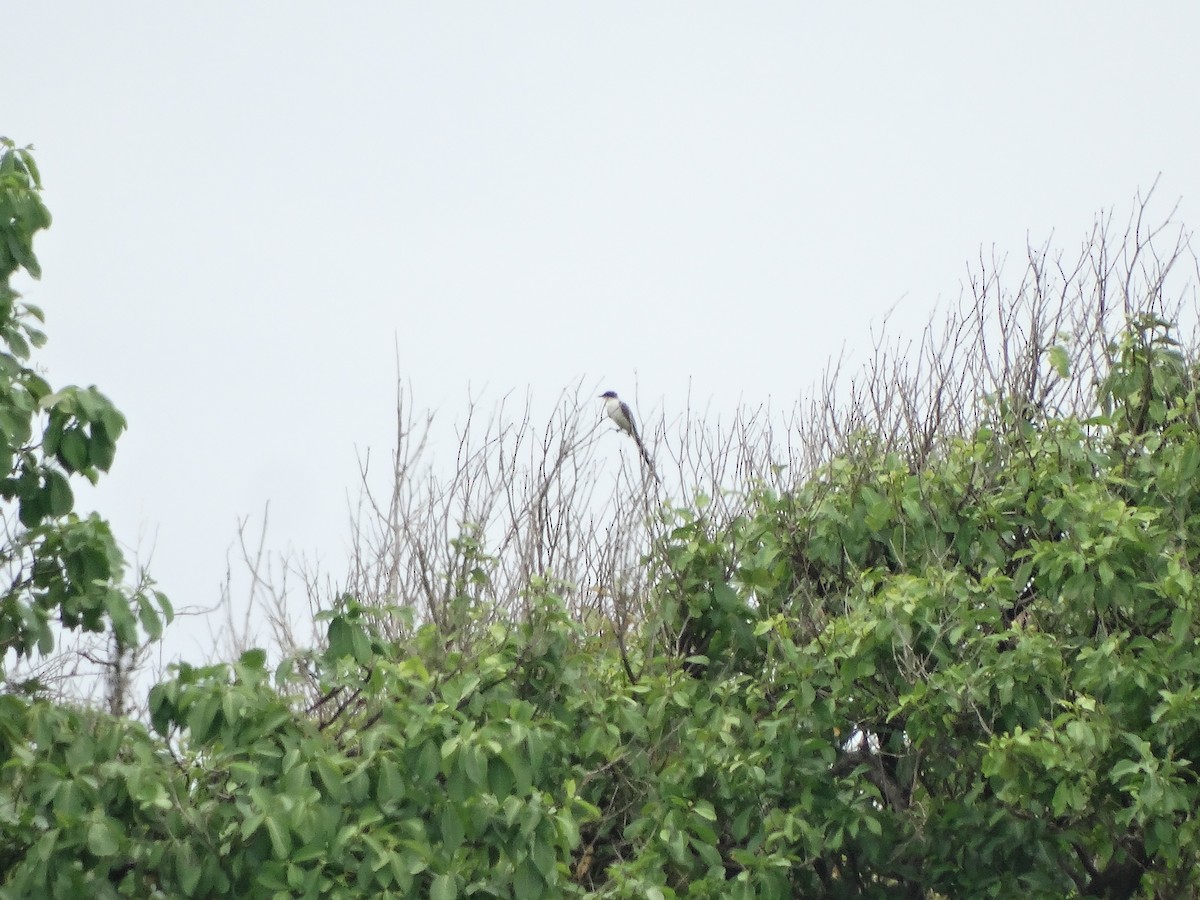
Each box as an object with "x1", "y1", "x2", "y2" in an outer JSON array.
[{"x1": 600, "y1": 390, "x2": 658, "y2": 480}]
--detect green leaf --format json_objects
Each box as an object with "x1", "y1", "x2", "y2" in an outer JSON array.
[
  {"x1": 1048, "y1": 345, "x2": 1071, "y2": 379},
  {"x1": 17, "y1": 148, "x2": 43, "y2": 187},
  {"x1": 327, "y1": 617, "x2": 352, "y2": 660},
  {"x1": 1110, "y1": 759, "x2": 1142, "y2": 780},
  {"x1": 87, "y1": 819, "x2": 121, "y2": 857},
  {"x1": 531, "y1": 836, "x2": 557, "y2": 880},
  {"x1": 513, "y1": 858, "x2": 544, "y2": 898},
  {"x1": 487, "y1": 756, "x2": 515, "y2": 799},
  {"x1": 351, "y1": 621, "x2": 373, "y2": 663},
  {"x1": 265, "y1": 813, "x2": 291, "y2": 858},
  {"x1": 463, "y1": 744, "x2": 486, "y2": 787},
  {"x1": 89, "y1": 426, "x2": 117, "y2": 471},
  {"x1": 46, "y1": 469, "x2": 73, "y2": 517},
  {"x1": 6, "y1": 329, "x2": 29, "y2": 359},
  {"x1": 18, "y1": 486, "x2": 45, "y2": 527},
  {"x1": 58, "y1": 428, "x2": 88, "y2": 472},
  {"x1": 693, "y1": 799, "x2": 717, "y2": 822},
  {"x1": 138, "y1": 596, "x2": 163, "y2": 640},
  {"x1": 156, "y1": 591, "x2": 174, "y2": 624},
  {"x1": 5, "y1": 230, "x2": 39, "y2": 280},
  {"x1": 373, "y1": 760, "x2": 401, "y2": 807},
  {"x1": 430, "y1": 873, "x2": 457, "y2": 900},
  {"x1": 187, "y1": 695, "x2": 220, "y2": 742},
  {"x1": 440, "y1": 805, "x2": 465, "y2": 854},
  {"x1": 176, "y1": 843, "x2": 202, "y2": 894},
  {"x1": 240, "y1": 648, "x2": 268, "y2": 669}
]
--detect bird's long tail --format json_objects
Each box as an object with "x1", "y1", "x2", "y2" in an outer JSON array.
[{"x1": 633, "y1": 434, "x2": 661, "y2": 484}]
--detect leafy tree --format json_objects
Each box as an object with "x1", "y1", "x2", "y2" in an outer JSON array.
[
  {"x1": 0, "y1": 137, "x2": 170, "y2": 670},
  {"x1": 618, "y1": 316, "x2": 1200, "y2": 896},
  {"x1": 0, "y1": 137, "x2": 172, "y2": 897}
]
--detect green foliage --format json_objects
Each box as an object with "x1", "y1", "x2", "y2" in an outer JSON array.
[
  {"x1": 3, "y1": 143, "x2": 1199, "y2": 897},
  {"x1": 134, "y1": 602, "x2": 595, "y2": 898},
  {"x1": 576, "y1": 320, "x2": 1200, "y2": 897},
  {"x1": 0, "y1": 694, "x2": 183, "y2": 899},
  {"x1": 0, "y1": 138, "x2": 171, "y2": 665}
]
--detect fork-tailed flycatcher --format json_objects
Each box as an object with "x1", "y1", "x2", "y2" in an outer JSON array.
[{"x1": 600, "y1": 390, "x2": 658, "y2": 479}]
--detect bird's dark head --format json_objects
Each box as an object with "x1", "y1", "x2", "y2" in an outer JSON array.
[{"x1": 599, "y1": 390, "x2": 618, "y2": 399}]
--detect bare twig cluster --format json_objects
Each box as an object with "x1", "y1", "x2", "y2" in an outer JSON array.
[
  {"x1": 8, "y1": 189, "x2": 1194, "y2": 710},
  {"x1": 226, "y1": 189, "x2": 1195, "y2": 676}
]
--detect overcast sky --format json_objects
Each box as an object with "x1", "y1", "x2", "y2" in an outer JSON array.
[{"x1": 6, "y1": 5, "x2": 1200, "y2": 666}]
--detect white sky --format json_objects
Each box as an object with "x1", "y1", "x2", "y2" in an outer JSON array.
[{"x1": 6, "y1": 5, "x2": 1200, "y2": 664}]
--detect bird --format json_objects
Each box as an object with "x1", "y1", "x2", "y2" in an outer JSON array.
[{"x1": 600, "y1": 390, "x2": 658, "y2": 480}]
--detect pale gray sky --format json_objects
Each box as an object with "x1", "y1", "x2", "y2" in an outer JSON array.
[{"x1": 7, "y1": 5, "x2": 1199, "y2": 662}]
